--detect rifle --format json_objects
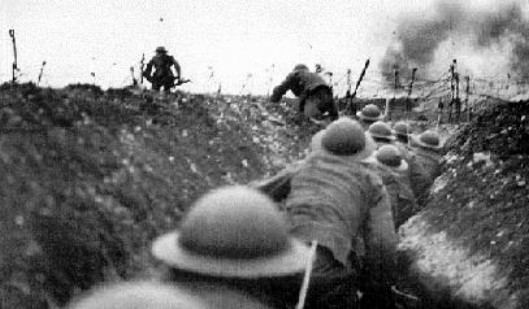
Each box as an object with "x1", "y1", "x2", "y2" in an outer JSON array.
[
  {"x1": 174, "y1": 78, "x2": 191, "y2": 86},
  {"x1": 345, "y1": 59, "x2": 370, "y2": 115},
  {"x1": 9, "y1": 29, "x2": 17, "y2": 83}
]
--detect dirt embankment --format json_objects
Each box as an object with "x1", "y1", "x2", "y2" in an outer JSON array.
[
  {"x1": 399, "y1": 98, "x2": 529, "y2": 309},
  {"x1": 0, "y1": 83, "x2": 311, "y2": 308}
]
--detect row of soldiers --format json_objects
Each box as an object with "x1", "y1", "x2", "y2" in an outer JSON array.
[{"x1": 66, "y1": 101, "x2": 444, "y2": 308}]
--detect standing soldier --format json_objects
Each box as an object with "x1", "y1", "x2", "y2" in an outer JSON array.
[
  {"x1": 143, "y1": 46, "x2": 182, "y2": 93},
  {"x1": 393, "y1": 122, "x2": 434, "y2": 207},
  {"x1": 365, "y1": 145, "x2": 418, "y2": 228},
  {"x1": 271, "y1": 64, "x2": 338, "y2": 123},
  {"x1": 410, "y1": 130, "x2": 444, "y2": 203},
  {"x1": 152, "y1": 186, "x2": 311, "y2": 309},
  {"x1": 356, "y1": 104, "x2": 385, "y2": 130},
  {"x1": 254, "y1": 118, "x2": 398, "y2": 309}
]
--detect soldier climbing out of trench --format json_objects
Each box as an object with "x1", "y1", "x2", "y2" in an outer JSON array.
[
  {"x1": 143, "y1": 46, "x2": 182, "y2": 93},
  {"x1": 253, "y1": 118, "x2": 398, "y2": 309},
  {"x1": 270, "y1": 64, "x2": 339, "y2": 125}
]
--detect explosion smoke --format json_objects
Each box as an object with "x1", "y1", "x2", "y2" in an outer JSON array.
[{"x1": 380, "y1": 1, "x2": 529, "y2": 83}]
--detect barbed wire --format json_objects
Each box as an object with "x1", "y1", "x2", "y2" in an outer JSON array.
[{"x1": 4, "y1": 58, "x2": 529, "y2": 101}]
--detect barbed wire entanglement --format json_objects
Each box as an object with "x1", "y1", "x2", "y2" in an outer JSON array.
[{"x1": 4, "y1": 29, "x2": 529, "y2": 116}]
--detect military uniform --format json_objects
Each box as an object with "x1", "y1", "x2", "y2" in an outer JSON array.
[
  {"x1": 395, "y1": 142, "x2": 433, "y2": 206},
  {"x1": 143, "y1": 47, "x2": 181, "y2": 93},
  {"x1": 414, "y1": 147, "x2": 443, "y2": 181},
  {"x1": 271, "y1": 65, "x2": 338, "y2": 121},
  {"x1": 366, "y1": 151, "x2": 418, "y2": 229},
  {"x1": 255, "y1": 119, "x2": 398, "y2": 309},
  {"x1": 152, "y1": 186, "x2": 312, "y2": 309}
]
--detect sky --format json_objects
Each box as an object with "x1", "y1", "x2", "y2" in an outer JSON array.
[{"x1": 0, "y1": 0, "x2": 523, "y2": 96}]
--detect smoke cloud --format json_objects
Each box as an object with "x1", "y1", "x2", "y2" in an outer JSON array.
[{"x1": 380, "y1": 1, "x2": 529, "y2": 84}]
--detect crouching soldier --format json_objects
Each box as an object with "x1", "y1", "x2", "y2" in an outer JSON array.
[
  {"x1": 365, "y1": 145, "x2": 418, "y2": 228},
  {"x1": 271, "y1": 64, "x2": 338, "y2": 123},
  {"x1": 254, "y1": 118, "x2": 398, "y2": 309},
  {"x1": 151, "y1": 186, "x2": 312, "y2": 309}
]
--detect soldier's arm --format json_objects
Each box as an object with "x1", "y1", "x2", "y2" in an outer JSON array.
[
  {"x1": 361, "y1": 182, "x2": 398, "y2": 307},
  {"x1": 270, "y1": 73, "x2": 295, "y2": 103},
  {"x1": 143, "y1": 60, "x2": 154, "y2": 79},
  {"x1": 363, "y1": 180, "x2": 398, "y2": 286},
  {"x1": 248, "y1": 161, "x2": 304, "y2": 202},
  {"x1": 172, "y1": 57, "x2": 181, "y2": 78}
]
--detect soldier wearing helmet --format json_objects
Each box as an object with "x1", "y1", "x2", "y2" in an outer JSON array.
[
  {"x1": 367, "y1": 121, "x2": 396, "y2": 148},
  {"x1": 410, "y1": 130, "x2": 444, "y2": 204},
  {"x1": 152, "y1": 186, "x2": 311, "y2": 309},
  {"x1": 271, "y1": 64, "x2": 338, "y2": 123},
  {"x1": 392, "y1": 122, "x2": 433, "y2": 206},
  {"x1": 253, "y1": 118, "x2": 398, "y2": 309},
  {"x1": 410, "y1": 130, "x2": 444, "y2": 180},
  {"x1": 143, "y1": 46, "x2": 182, "y2": 93},
  {"x1": 356, "y1": 104, "x2": 385, "y2": 130},
  {"x1": 364, "y1": 144, "x2": 418, "y2": 228},
  {"x1": 67, "y1": 280, "x2": 274, "y2": 309}
]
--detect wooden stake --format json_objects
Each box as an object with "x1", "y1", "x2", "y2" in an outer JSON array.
[
  {"x1": 345, "y1": 59, "x2": 370, "y2": 115},
  {"x1": 455, "y1": 72, "x2": 461, "y2": 123},
  {"x1": 37, "y1": 61, "x2": 46, "y2": 86},
  {"x1": 448, "y1": 59, "x2": 457, "y2": 123},
  {"x1": 406, "y1": 68, "x2": 418, "y2": 115},
  {"x1": 140, "y1": 53, "x2": 145, "y2": 84},
  {"x1": 465, "y1": 76, "x2": 470, "y2": 122},
  {"x1": 9, "y1": 29, "x2": 17, "y2": 83}
]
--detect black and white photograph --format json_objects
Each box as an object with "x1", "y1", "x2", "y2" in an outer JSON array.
[{"x1": 1, "y1": 1, "x2": 528, "y2": 308}]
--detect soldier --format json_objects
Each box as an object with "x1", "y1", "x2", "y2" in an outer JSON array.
[
  {"x1": 393, "y1": 121, "x2": 412, "y2": 145},
  {"x1": 151, "y1": 186, "x2": 312, "y2": 309},
  {"x1": 391, "y1": 122, "x2": 433, "y2": 206},
  {"x1": 270, "y1": 64, "x2": 338, "y2": 123},
  {"x1": 67, "y1": 280, "x2": 273, "y2": 309},
  {"x1": 365, "y1": 145, "x2": 418, "y2": 228},
  {"x1": 410, "y1": 130, "x2": 444, "y2": 181},
  {"x1": 367, "y1": 121, "x2": 396, "y2": 148},
  {"x1": 315, "y1": 63, "x2": 333, "y2": 89},
  {"x1": 254, "y1": 118, "x2": 398, "y2": 309},
  {"x1": 143, "y1": 46, "x2": 182, "y2": 93},
  {"x1": 67, "y1": 281, "x2": 208, "y2": 309},
  {"x1": 356, "y1": 104, "x2": 385, "y2": 130}
]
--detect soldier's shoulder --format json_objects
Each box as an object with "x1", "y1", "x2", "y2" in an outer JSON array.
[{"x1": 357, "y1": 161, "x2": 385, "y2": 187}]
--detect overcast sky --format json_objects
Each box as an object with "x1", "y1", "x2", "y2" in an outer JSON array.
[{"x1": 0, "y1": 0, "x2": 521, "y2": 95}]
